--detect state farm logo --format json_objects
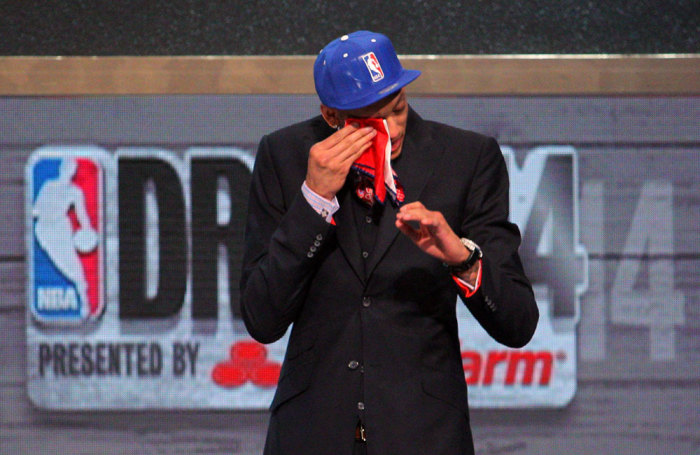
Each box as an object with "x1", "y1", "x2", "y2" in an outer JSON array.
[{"x1": 212, "y1": 340, "x2": 281, "y2": 388}]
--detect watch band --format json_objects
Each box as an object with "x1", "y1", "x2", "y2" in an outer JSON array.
[{"x1": 447, "y1": 238, "x2": 482, "y2": 275}]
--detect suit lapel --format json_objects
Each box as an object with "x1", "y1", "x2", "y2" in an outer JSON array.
[
  {"x1": 333, "y1": 185, "x2": 366, "y2": 285},
  {"x1": 365, "y1": 109, "x2": 446, "y2": 277}
]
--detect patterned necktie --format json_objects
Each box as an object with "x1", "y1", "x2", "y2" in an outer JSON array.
[{"x1": 346, "y1": 118, "x2": 405, "y2": 207}]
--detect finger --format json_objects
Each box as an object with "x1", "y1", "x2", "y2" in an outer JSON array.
[
  {"x1": 395, "y1": 218, "x2": 421, "y2": 242},
  {"x1": 334, "y1": 129, "x2": 376, "y2": 163},
  {"x1": 312, "y1": 127, "x2": 373, "y2": 167},
  {"x1": 336, "y1": 124, "x2": 374, "y2": 141},
  {"x1": 336, "y1": 126, "x2": 376, "y2": 151},
  {"x1": 419, "y1": 215, "x2": 440, "y2": 228},
  {"x1": 396, "y1": 207, "x2": 431, "y2": 223},
  {"x1": 399, "y1": 203, "x2": 444, "y2": 226},
  {"x1": 395, "y1": 212, "x2": 425, "y2": 235},
  {"x1": 322, "y1": 123, "x2": 361, "y2": 147},
  {"x1": 399, "y1": 201, "x2": 425, "y2": 213},
  {"x1": 341, "y1": 139, "x2": 373, "y2": 166},
  {"x1": 399, "y1": 210, "x2": 444, "y2": 239},
  {"x1": 332, "y1": 142, "x2": 372, "y2": 177}
]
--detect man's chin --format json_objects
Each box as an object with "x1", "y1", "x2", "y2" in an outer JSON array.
[{"x1": 390, "y1": 142, "x2": 403, "y2": 160}]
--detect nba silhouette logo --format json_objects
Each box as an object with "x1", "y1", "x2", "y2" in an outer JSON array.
[
  {"x1": 28, "y1": 153, "x2": 104, "y2": 324},
  {"x1": 361, "y1": 52, "x2": 384, "y2": 82}
]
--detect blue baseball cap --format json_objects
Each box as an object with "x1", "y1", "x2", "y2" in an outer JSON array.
[{"x1": 314, "y1": 31, "x2": 421, "y2": 110}]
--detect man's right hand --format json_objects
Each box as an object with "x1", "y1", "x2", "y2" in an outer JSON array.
[{"x1": 305, "y1": 124, "x2": 376, "y2": 200}]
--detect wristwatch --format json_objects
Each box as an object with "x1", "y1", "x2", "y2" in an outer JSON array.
[{"x1": 447, "y1": 238, "x2": 482, "y2": 275}]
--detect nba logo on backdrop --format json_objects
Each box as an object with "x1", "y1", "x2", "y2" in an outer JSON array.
[
  {"x1": 27, "y1": 150, "x2": 105, "y2": 324},
  {"x1": 361, "y1": 52, "x2": 384, "y2": 82}
]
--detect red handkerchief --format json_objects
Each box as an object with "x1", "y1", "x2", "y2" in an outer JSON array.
[{"x1": 345, "y1": 118, "x2": 404, "y2": 207}]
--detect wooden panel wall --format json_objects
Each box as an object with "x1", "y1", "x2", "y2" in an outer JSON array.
[{"x1": 0, "y1": 55, "x2": 698, "y2": 95}]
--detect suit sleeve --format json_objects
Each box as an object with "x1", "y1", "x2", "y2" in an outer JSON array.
[
  {"x1": 459, "y1": 137, "x2": 539, "y2": 348},
  {"x1": 239, "y1": 134, "x2": 335, "y2": 343}
]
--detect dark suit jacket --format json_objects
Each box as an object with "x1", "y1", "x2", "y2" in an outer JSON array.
[{"x1": 240, "y1": 108, "x2": 538, "y2": 455}]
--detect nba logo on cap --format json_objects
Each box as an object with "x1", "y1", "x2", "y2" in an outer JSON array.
[
  {"x1": 28, "y1": 151, "x2": 105, "y2": 324},
  {"x1": 361, "y1": 52, "x2": 384, "y2": 82}
]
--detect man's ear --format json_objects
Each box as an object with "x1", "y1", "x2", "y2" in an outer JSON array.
[{"x1": 320, "y1": 105, "x2": 342, "y2": 129}]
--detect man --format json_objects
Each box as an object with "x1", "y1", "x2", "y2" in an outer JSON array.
[{"x1": 240, "y1": 30, "x2": 538, "y2": 455}]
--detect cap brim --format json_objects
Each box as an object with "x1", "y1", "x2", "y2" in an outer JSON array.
[{"x1": 330, "y1": 69, "x2": 421, "y2": 111}]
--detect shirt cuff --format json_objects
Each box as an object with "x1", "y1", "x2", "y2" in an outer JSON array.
[
  {"x1": 452, "y1": 259, "x2": 482, "y2": 298},
  {"x1": 301, "y1": 181, "x2": 340, "y2": 224}
]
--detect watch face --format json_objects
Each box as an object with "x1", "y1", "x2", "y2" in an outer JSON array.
[
  {"x1": 460, "y1": 237, "x2": 483, "y2": 261},
  {"x1": 461, "y1": 237, "x2": 478, "y2": 251}
]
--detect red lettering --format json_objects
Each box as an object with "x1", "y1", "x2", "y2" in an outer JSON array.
[
  {"x1": 461, "y1": 349, "x2": 555, "y2": 386},
  {"x1": 461, "y1": 351, "x2": 481, "y2": 385},
  {"x1": 505, "y1": 351, "x2": 554, "y2": 385},
  {"x1": 483, "y1": 351, "x2": 509, "y2": 385}
]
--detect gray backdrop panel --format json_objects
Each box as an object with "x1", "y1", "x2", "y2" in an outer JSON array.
[{"x1": 1, "y1": 95, "x2": 699, "y2": 454}]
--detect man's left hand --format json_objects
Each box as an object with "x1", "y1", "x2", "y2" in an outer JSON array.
[
  {"x1": 395, "y1": 201, "x2": 468, "y2": 265},
  {"x1": 395, "y1": 202, "x2": 480, "y2": 285}
]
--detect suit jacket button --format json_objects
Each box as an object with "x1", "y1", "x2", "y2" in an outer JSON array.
[
  {"x1": 348, "y1": 360, "x2": 359, "y2": 370},
  {"x1": 357, "y1": 402, "x2": 365, "y2": 410},
  {"x1": 362, "y1": 297, "x2": 371, "y2": 307}
]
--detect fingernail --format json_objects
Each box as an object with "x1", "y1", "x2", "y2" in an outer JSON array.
[{"x1": 351, "y1": 122, "x2": 360, "y2": 128}]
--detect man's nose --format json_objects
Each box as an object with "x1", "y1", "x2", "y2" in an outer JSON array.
[{"x1": 386, "y1": 117, "x2": 400, "y2": 139}]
